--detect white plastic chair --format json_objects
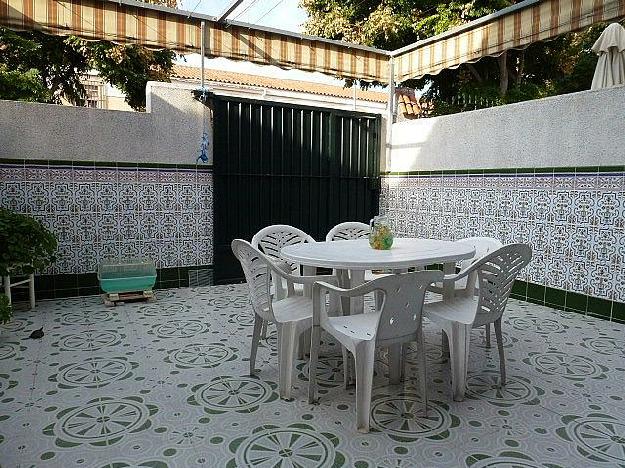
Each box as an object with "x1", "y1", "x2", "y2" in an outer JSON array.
[
  {"x1": 231, "y1": 239, "x2": 337, "y2": 400},
  {"x1": 430, "y1": 237, "x2": 503, "y2": 347},
  {"x1": 252, "y1": 224, "x2": 316, "y2": 298},
  {"x1": 424, "y1": 244, "x2": 532, "y2": 402},
  {"x1": 326, "y1": 221, "x2": 388, "y2": 287},
  {"x1": 309, "y1": 270, "x2": 444, "y2": 433},
  {"x1": 252, "y1": 225, "x2": 316, "y2": 343},
  {"x1": 325, "y1": 222, "x2": 370, "y2": 242},
  {"x1": 430, "y1": 237, "x2": 503, "y2": 296}
]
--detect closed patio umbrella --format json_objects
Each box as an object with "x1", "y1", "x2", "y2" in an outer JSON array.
[{"x1": 591, "y1": 23, "x2": 625, "y2": 89}]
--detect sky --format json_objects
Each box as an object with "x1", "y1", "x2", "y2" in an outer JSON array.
[
  {"x1": 175, "y1": 0, "x2": 348, "y2": 86},
  {"x1": 177, "y1": 0, "x2": 307, "y2": 33}
]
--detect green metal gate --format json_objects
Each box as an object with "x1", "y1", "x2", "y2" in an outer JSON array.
[{"x1": 213, "y1": 96, "x2": 381, "y2": 284}]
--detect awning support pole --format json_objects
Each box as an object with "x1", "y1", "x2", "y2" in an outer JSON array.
[
  {"x1": 200, "y1": 21, "x2": 206, "y2": 88},
  {"x1": 385, "y1": 58, "x2": 395, "y2": 172}
]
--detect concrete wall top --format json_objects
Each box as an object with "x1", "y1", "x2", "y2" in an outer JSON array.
[
  {"x1": 0, "y1": 79, "x2": 388, "y2": 167},
  {"x1": 389, "y1": 85, "x2": 625, "y2": 172},
  {"x1": 0, "y1": 81, "x2": 209, "y2": 165}
]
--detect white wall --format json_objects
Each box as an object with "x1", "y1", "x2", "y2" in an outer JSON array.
[
  {"x1": 389, "y1": 85, "x2": 625, "y2": 172},
  {"x1": 0, "y1": 81, "x2": 209, "y2": 165}
]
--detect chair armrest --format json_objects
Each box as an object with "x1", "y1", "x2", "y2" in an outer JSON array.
[
  {"x1": 272, "y1": 259, "x2": 292, "y2": 274},
  {"x1": 313, "y1": 279, "x2": 381, "y2": 298},
  {"x1": 267, "y1": 261, "x2": 338, "y2": 287},
  {"x1": 444, "y1": 268, "x2": 472, "y2": 283},
  {"x1": 291, "y1": 274, "x2": 339, "y2": 286},
  {"x1": 312, "y1": 281, "x2": 345, "y2": 326}
]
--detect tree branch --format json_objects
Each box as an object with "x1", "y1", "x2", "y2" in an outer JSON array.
[
  {"x1": 466, "y1": 63, "x2": 484, "y2": 83},
  {"x1": 498, "y1": 51, "x2": 508, "y2": 96}
]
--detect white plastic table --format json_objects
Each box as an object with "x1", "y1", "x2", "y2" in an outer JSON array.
[
  {"x1": 281, "y1": 237, "x2": 475, "y2": 304},
  {"x1": 281, "y1": 237, "x2": 475, "y2": 384}
]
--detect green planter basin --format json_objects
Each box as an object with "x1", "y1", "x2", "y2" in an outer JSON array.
[{"x1": 98, "y1": 261, "x2": 157, "y2": 294}]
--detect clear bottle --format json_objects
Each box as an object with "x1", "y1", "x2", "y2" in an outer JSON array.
[{"x1": 369, "y1": 215, "x2": 394, "y2": 250}]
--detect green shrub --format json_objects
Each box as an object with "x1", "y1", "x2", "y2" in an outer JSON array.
[
  {"x1": 0, "y1": 209, "x2": 57, "y2": 276},
  {"x1": 0, "y1": 294, "x2": 11, "y2": 324}
]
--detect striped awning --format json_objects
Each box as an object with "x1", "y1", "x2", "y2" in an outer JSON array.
[
  {"x1": 0, "y1": 0, "x2": 203, "y2": 50},
  {"x1": 2, "y1": 0, "x2": 624, "y2": 85},
  {"x1": 393, "y1": 0, "x2": 625, "y2": 82},
  {"x1": 204, "y1": 24, "x2": 388, "y2": 83},
  {"x1": 0, "y1": 0, "x2": 390, "y2": 82}
]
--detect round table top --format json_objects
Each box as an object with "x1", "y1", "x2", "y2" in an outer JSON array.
[{"x1": 280, "y1": 238, "x2": 476, "y2": 270}]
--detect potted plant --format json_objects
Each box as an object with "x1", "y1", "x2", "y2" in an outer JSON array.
[
  {"x1": 0, "y1": 208, "x2": 58, "y2": 282},
  {"x1": 0, "y1": 294, "x2": 11, "y2": 324}
]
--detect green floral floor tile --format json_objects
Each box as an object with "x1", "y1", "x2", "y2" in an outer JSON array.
[{"x1": 1, "y1": 286, "x2": 625, "y2": 467}]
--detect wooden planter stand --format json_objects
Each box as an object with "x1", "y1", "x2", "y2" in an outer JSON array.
[{"x1": 2, "y1": 274, "x2": 35, "y2": 309}]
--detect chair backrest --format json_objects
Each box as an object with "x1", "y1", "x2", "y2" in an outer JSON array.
[
  {"x1": 456, "y1": 237, "x2": 503, "y2": 270},
  {"x1": 326, "y1": 222, "x2": 370, "y2": 241},
  {"x1": 371, "y1": 270, "x2": 444, "y2": 343},
  {"x1": 251, "y1": 225, "x2": 315, "y2": 274},
  {"x1": 231, "y1": 239, "x2": 275, "y2": 322},
  {"x1": 467, "y1": 244, "x2": 532, "y2": 326}
]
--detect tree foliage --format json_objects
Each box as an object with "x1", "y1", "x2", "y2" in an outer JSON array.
[
  {"x1": 301, "y1": 0, "x2": 623, "y2": 114},
  {"x1": 0, "y1": 294, "x2": 11, "y2": 325},
  {"x1": 0, "y1": 209, "x2": 58, "y2": 277},
  {"x1": 0, "y1": 27, "x2": 175, "y2": 111}
]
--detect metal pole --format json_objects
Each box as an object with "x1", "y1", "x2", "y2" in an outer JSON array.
[
  {"x1": 216, "y1": 0, "x2": 245, "y2": 23},
  {"x1": 385, "y1": 58, "x2": 395, "y2": 171},
  {"x1": 201, "y1": 21, "x2": 206, "y2": 88}
]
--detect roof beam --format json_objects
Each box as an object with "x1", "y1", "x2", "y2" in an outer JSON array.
[{"x1": 216, "y1": 0, "x2": 246, "y2": 23}]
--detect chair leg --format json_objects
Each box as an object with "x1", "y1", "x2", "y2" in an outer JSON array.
[
  {"x1": 277, "y1": 323, "x2": 297, "y2": 400},
  {"x1": 249, "y1": 314, "x2": 263, "y2": 376},
  {"x1": 354, "y1": 342, "x2": 376, "y2": 433},
  {"x1": 388, "y1": 343, "x2": 402, "y2": 385},
  {"x1": 28, "y1": 274, "x2": 35, "y2": 309},
  {"x1": 3, "y1": 276, "x2": 10, "y2": 305},
  {"x1": 441, "y1": 330, "x2": 449, "y2": 357},
  {"x1": 298, "y1": 328, "x2": 311, "y2": 359},
  {"x1": 494, "y1": 319, "x2": 506, "y2": 386},
  {"x1": 416, "y1": 328, "x2": 428, "y2": 417},
  {"x1": 485, "y1": 323, "x2": 491, "y2": 348},
  {"x1": 447, "y1": 322, "x2": 471, "y2": 402},
  {"x1": 260, "y1": 320, "x2": 268, "y2": 340},
  {"x1": 400, "y1": 343, "x2": 408, "y2": 381},
  {"x1": 308, "y1": 325, "x2": 322, "y2": 404},
  {"x1": 342, "y1": 346, "x2": 352, "y2": 388}
]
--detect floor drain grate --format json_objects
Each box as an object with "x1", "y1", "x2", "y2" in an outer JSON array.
[{"x1": 189, "y1": 269, "x2": 213, "y2": 287}]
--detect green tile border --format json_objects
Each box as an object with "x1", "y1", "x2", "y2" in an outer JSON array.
[
  {"x1": 612, "y1": 301, "x2": 625, "y2": 323},
  {"x1": 380, "y1": 165, "x2": 624, "y2": 176},
  {"x1": 511, "y1": 280, "x2": 620, "y2": 322},
  {"x1": 544, "y1": 287, "x2": 565, "y2": 308},
  {"x1": 19, "y1": 269, "x2": 622, "y2": 322},
  {"x1": 0, "y1": 158, "x2": 213, "y2": 170},
  {"x1": 27, "y1": 266, "x2": 213, "y2": 300}
]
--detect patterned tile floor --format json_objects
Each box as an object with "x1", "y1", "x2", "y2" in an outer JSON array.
[{"x1": 1, "y1": 284, "x2": 625, "y2": 468}]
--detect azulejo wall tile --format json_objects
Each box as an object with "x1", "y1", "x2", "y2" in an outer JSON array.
[
  {"x1": 73, "y1": 167, "x2": 96, "y2": 182},
  {"x1": 50, "y1": 182, "x2": 75, "y2": 213},
  {"x1": 573, "y1": 173, "x2": 598, "y2": 190},
  {"x1": 51, "y1": 214, "x2": 76, "y2": 244},
  {"x1": 118, "y1": 183, "x2": 138, "y2": 211},
  {"x1": 0, "y1": 162, "x2": 214, "y2": 276},
  {"x1": 0, "y1": 164, "x2": 24, "y2": 182},
  {"x1": 25, "y1": 181, "x2": 51, "y2": 213},
  {"x1": 74, "y1": 183, "x2": 96, "y2": 212},
  {"x1": 95, "y1": 168, "x2": 117, "y2": 182},
  {"x1": 24, "y1": 166, "x2": 49, "y2": 181},
  {"x1": 0, "y1": 181, "x2": 26, "y2": 211},
  {"x1": 381, "y1": 170, "x2": 625, "y2": 310},
  {"x1": 117, "y1": 168, "x2": 138, "y2": 183}
]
